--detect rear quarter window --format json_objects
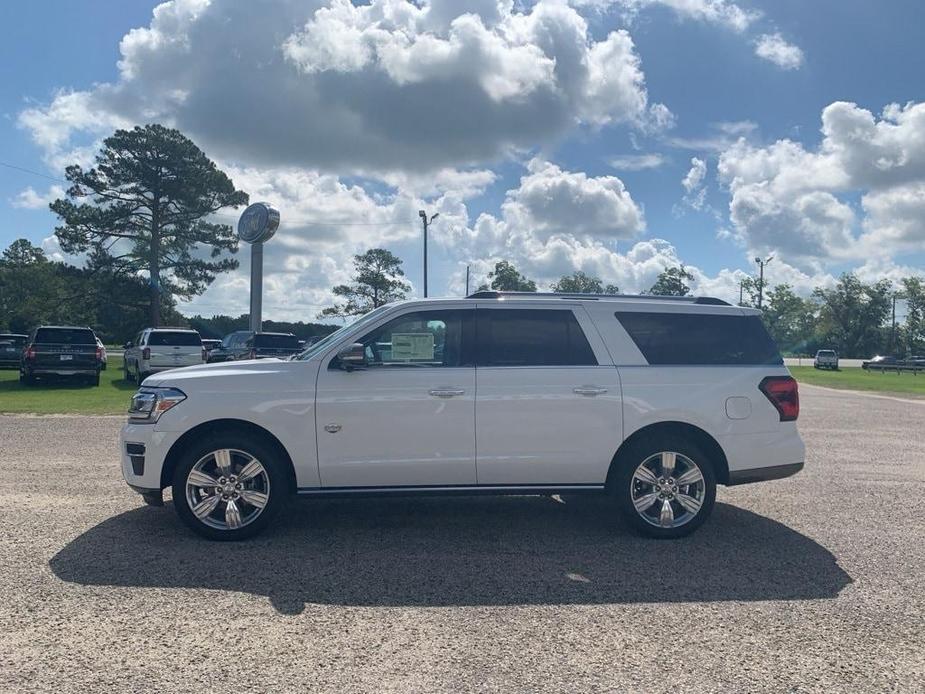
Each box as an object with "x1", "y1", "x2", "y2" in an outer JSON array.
[
  {"x1": 34, "y1": 328, "x2": 96, "y2": 345},
  {"x1": 615, "y1": 311, "x2": 782, "y2": 366},
  {"x1": 147, "y1": 331, "x2": 202, "y2": 346}
]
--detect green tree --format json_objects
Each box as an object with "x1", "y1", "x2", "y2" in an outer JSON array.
[
  {"x1": 0, "y1": 239, "x2": 57, "y2": 331},
  {"x1": 900, "y1": 276, "x2": 925, "y2": 355},
  {"x1": 648, "y1": 266, "x2": 694, "y2": 296},
  {"x1": 762, "y1": 284, "x2": 817, "y2": 354},
  {"x1": 481, "y1": 260, "x2": 537, "y2": 292},
  {"x1": 813, "y1": 273, "x2": 891, "y2": 357},
  {"x1": 50, "y1": 124, "x2": 248, "y2": 326},
  {"x1": 321, "y1": 248, "x2": 411, "y2": 317},
  {"x1": 551, "y1": 271, "x2": 619, "y2": 294}
]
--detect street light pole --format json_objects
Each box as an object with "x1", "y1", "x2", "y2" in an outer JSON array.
[
  {"x1": 754, "y1": 255, "x2": 774, "y2": 309},
  {"x1": 419, "y1": 210, "x2": 439, "y2": 298}
]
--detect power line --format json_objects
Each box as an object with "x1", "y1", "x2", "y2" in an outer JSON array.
[{"x1": 0, "y1": 160, "x2": 69, "y2": 185}]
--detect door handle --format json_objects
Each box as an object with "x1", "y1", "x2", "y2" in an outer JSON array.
[
  {"x1": 429, "y1": 388, "x2": 466, "y2": 398},
  {"x1": 573, "y1": 386, "x2": 608, "y2": 396}
]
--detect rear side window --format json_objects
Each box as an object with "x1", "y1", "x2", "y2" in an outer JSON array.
[
  {"x1": 478, "y1": 309, "x2": 597, "y2": 366},
  {"x1": 615, "y1": 311, "x2": 782, "y2": 366},
  {"x1": 0, "y1": 335, "x2": 26, "y2": 348},
  {"x1": 34, "y1": 328, "x2": 96, "y2": 345},
  {"x1": 147, "y1": 331, "x2": 201, "y2": 346},
  {"x1": 255, "y1": 334, "x2": 299, "y2": 348}
]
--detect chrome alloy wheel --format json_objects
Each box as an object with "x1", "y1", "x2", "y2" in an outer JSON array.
[
  {"x1": 184, "y1": 449, "x2": 270, "y2": 531},
  {"x1": 629, "y1": 451, "x2": 706, "y2": 529}
]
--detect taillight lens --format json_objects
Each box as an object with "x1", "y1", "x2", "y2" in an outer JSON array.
[
  {"x1": 25, "y1": 346, "x2": 36, "y2": 360},
  {"x1": 142, "y1": 347, "x2": 151, "y2": 360},
  {"x1": 759, "y1": 376, "x2": 799, "y2": 422},
  {"x1": 96, "y1": 346, "x2": 103, "y2": 360}
]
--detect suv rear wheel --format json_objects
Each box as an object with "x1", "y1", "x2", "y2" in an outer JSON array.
[
  {"x1": 171, "y1": 433, "x2": 290, "y2": 540},
  {"x1": 612, "y1": 436, "x2": 716, "y2": 539}
]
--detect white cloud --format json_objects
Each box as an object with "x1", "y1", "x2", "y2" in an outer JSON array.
[
  {"x1": 10, "y1": 185, "x2": 64, "y2": 210},
  {"x1": 717, "y1": 100, "x2": 925, "y2": 269},
  {"x1": 680, "y1": 156, "x2": 707, "y2": 210},
  {"x1": 591, "y1": 0, "x2": 760, "y2": 33},
  {"x1": 609, "y1": 153, "x2": 668, "y2": 170},
  {"x1": 19, "y1": 0, "x2": 668, "y2": 175},
  {"x1": 754, "y1": 32, "x2": 804, "y2": 70}
]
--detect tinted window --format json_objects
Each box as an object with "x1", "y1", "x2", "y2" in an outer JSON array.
[
  {"x1": 146, "y1": 331, "x2": 201, "y2": 346},
  {"x1": 0, "y1": 335, "x2": 26, "y2": 348},
  {"x1": 34, "y1": 328, "x2": 96, "y2": 345},
  {"x1": 353, "y1": 310, "x2": 470, "y2": 368},
  {"x1": 254, "y1": 334, "x2": 299, "y2": 348},
  {"x1": 478, "y1": 309, "x2": 597, "y2": 366},
  {"x1": 615, "y1": 311, "x2": 782, "y2": 366}
]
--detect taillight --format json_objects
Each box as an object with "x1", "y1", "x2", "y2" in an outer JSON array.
[
  {"x1": 249, "y1": 350, "x2": 256, "y2": 359},
  {"x1": 96, "y1": 346, "x2": 103, "y2": 360},
  {"x1": 142, "y1": 347, "x2": 151, "y2": 360},
  {"x1": 759, "y1": 376, "x2": 799, "y2": 422},
  {"x1": 25, "y1": 346, "x2": 36, "y2": 360}
]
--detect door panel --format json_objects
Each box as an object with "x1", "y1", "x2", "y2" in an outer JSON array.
[
  {"x1": 315, "y1": 307, "x2": 476, "y2": 488},
  {"x1": 475, "y1": 366, "x2": 622, "y2": 484},
  {"x1": 473, "y1": 305, "x2": 622, "y2": 485}
]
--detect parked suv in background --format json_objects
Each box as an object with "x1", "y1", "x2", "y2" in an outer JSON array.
[
  {"x1": 0, "y1": 333, "x2": 27, "y2": 369},
  {"x1": 121, "y1": 292, "x2": 804, "y2": 541},
  {"x1": 123, "y1": 328, "x2": 205, "y2": 384},
  {"x1": 813, "y1": 349, "x2": 838, "y2": 370},
  {"x1": 206, "y1": 330, "x2": 252, "y2": 363},
  {"x1": 21, "y1": 326, "x2": 102, "y2": 385},
  {"x1": 241, "y1": 332, "x2": 301, "y2": 360}
]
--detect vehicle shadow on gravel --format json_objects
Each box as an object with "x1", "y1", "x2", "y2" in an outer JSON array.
[{"x1": 50, "y1": 496, "x2": 851, "y2": 614}]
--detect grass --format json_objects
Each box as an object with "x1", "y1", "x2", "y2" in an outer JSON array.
[
  {"x1": 0, "y1": 356, "x2": 136, "y2": 415},
  {"x1": 790, "y1": 365, "x2": 925, "y2": 397}
]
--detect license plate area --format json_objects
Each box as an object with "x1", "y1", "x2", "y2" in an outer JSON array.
[{"x1": 60, "y1": 354, "x2": 73, "y2": 361}]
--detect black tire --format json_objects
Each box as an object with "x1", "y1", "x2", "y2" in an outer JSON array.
[
  {"x1": 135, "y1": 365, "x2": 146, "y2": 385},
  {"x1": 171, "y1": 432, "x2": 291, "y2": 541},
  {"x1": 90, "y1": 371, "x2": 100, "y2": 387},
  {"x1": 611, "y1": 435, "x2": 717, "y2": 539},
  {"x1": 20, "y1": 371, "x2": 35, "y2": 386},
  {"x1": 123, "y1": 363, "x2": 130, "y2": 382}
]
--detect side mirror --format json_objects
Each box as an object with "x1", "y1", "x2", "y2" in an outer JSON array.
[
  {"x1": 123, "y1": 341, "x2": 133, "y2": 349},
  {"x1": 336, "y1": 343, "x2": 366, "y2": 370}
]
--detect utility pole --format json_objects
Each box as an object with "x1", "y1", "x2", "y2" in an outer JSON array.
[
  {"x1": 465, "y1": 265, "x2": 470, "y2": 296},
  {"x1": 418, "y1": 210, "x2": 439, "y2": 298},
  {"x1": 755, "y1": 255, "x2": 773, "y2": 309},
  {"x1": 739, "y1": 280, "x2": 745, "y2": 307},
  {"x1": 891, "y1": 293, "x2": 899, "y2": 353}
]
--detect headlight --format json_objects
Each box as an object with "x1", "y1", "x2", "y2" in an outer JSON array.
[{"x1": 128, "y1": 387, "x2": 186, "y2": 423}]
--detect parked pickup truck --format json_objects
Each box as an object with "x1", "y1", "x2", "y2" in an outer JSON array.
[
  {"x1": 813, "y1": 349, "x2": 838, "y2": 370},
  {"x1": 20, "y1": 326, "x2": 102, "y2": 385}
]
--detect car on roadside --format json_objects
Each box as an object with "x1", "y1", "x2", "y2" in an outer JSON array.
[
  {"x1": 123, "y1": 328, "x2": 205, "y2": 384},
  {"x1": 121, "y1": 292, "x2": 805, "y2": 542},
  {"x1": 0, "y1": 333, "x2": 27, "y2": 369},
  {"x1": 240, "y1": 331, "x2": 301, "y2": 360},
  {"x1": 862, "y1": 355, "x2": 899, "y2": 371},
  {"x1": 206, "y1": 330, "x2": 253, "y2": 363},
  {"x1": 20, "y1": 326, "x2": 103, "y2": 386},
  {"x1": 813, "y1": 349, "x2": 838, "y2": 370}
]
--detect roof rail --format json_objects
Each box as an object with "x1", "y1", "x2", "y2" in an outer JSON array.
[{"x1": 465, "y1": 290, "x2": 730, "y2": 306}]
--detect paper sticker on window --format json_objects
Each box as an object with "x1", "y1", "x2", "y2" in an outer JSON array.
[{"x1": 391, "y1": 333, "x2": 435, "y2": 361}]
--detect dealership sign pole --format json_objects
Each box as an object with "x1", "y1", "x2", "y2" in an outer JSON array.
[{"x1": 237, "y1": 202, "x2": 280, "y2": 333}]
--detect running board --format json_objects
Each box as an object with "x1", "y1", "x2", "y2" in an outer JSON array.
[{"x1": 296, "y1": 484, "x2": 605, "y2": 498}]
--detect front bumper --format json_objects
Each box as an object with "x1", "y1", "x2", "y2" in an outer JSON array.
[{"x1": 120, "y1": 422, "x2": 185, "y2": 491}]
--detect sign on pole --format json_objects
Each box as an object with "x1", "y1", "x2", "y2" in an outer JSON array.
[{"x1": 237, "y1": 202, "x2": 280, "y2": 333}]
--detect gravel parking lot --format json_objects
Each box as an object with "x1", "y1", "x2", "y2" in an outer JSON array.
[{"x1": 1, "y1": 385, "x2": 923, "y2": 692}]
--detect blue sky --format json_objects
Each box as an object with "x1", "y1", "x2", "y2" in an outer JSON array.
[{"x1": 2, "y1": 0, "x2": 924, "y2": 319}]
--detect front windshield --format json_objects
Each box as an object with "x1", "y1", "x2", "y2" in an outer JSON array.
[{"x1": 293, "y1": 304, "x2": 395, "y2": 361}]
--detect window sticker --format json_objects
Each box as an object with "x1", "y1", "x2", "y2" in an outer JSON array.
[{"x1": 391, "y1": 333, "x2": 435, "y2": 361}]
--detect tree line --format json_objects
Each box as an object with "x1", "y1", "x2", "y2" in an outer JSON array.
[{"x1": 326, "y1": 249, "x2": 925, "y2": 358}]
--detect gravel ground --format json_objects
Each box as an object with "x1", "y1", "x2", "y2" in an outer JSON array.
[{"x1": 1, "y1": 385, "x2": 923, "y2": 692}]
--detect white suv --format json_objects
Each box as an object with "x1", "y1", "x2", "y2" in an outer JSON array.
[
  {"x1": 120, "y1": 293, "x2": 804, "y2": 540},
  {"x1": 123, "y1": 328, "x2": 206, "y2": 384}
]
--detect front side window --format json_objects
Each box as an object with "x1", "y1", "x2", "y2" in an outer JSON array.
[
  {"x1": 477, "y1": 309, "x2": 597, "y2": 367},
  {"x1": 347, "y1": 310, "x2": 470, "y2": 368}
]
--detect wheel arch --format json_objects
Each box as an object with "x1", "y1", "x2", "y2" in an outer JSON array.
[
  {"x1": 160, "y1": 418, "x2": 297, "y2": 492},
  {"x1": 606, "y1": 421, "x2": 730, "y2": 488}
]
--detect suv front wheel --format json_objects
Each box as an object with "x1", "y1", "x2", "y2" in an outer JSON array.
[
  {"x1": 612, "y1": 436, "x2": 716, "y2": 539},
  {"x1": 172, "y1": 434, "x2": 290, "y2": 540}
]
